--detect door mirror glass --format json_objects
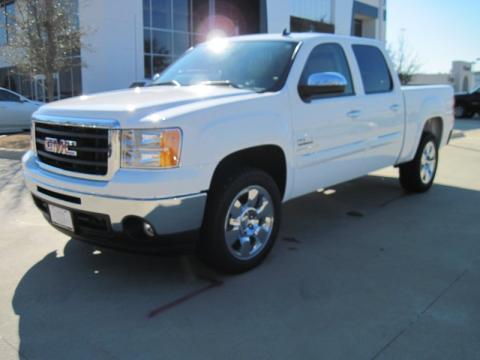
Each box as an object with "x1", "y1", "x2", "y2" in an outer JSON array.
[{"x1": 299, "y1": 72, "x2": 347, "y2": 100}]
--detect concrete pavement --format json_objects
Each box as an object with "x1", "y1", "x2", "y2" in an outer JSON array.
[{"x1": 0, "y1": 119, "x2": 479, "y2": 360}]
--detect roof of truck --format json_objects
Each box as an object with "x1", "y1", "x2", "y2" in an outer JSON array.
[{"x1": 225, "y1": 32, "x2": 382, "y2": 45}]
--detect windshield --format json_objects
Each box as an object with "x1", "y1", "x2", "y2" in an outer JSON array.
[{"x1": 151, "y1": 40, "x2": 299, "y2": 93}]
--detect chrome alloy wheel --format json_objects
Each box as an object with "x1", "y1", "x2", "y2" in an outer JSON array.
[
  {"x1": 224, "y1": 186, "x2": 275, "y2": 260},
  {"x1": 420, "y1": 140, "x2": 437, "y2": 184}
]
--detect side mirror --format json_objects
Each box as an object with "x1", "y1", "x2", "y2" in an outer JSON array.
[{"x1": 299, "y1": 72, "x2": 348, "y2": 100}]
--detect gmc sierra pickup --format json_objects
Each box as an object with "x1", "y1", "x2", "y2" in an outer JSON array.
[{"x1": 23, "y1": 33, "x2": 454, "y2": 273}]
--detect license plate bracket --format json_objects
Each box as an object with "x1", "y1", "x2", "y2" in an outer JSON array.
[{"x1": 48, "y1": 204, "x2": 74, "y2": 232}]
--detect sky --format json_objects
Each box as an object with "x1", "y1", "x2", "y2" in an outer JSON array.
[{"x1": 387, "y1": 0, "x2": 480, "y2": 74}]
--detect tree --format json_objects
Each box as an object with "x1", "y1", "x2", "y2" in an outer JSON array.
[
  {"x1": 0, "y1": 0, "x2": 87, "y2": 102},
  {"x1": 388, "y1": 31, "x2": 421, "y2": 85}
]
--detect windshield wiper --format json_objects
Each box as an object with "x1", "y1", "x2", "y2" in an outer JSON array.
[
  {"x1": 199, "y1": 80, "x2": 242, "y2": 89},
  {"x1": 149, "y1": 80, "x2": 181, "y2": 87}
]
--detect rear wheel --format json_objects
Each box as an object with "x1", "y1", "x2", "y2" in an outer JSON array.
[
  {"x1": 399, "y1": 133, "x2": 439, "y2": 193},
  {"x1": 200, "y1": 168, "x2": 281, "y2": 273}
]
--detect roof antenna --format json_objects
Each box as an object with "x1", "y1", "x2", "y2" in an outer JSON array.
[{"x1": 282, "y1": 28, "x2": 290, "y2": 36}]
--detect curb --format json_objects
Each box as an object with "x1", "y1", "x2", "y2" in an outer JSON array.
[
  {"x1": 450, "y1": 130, "x2": 465, "y2": 140},
  {"x1": 0, "y1": 149, "x2": 27, "y2": 161},
  {"x1": 0, "y1": 147, "x2": 28, "y2": 153}
]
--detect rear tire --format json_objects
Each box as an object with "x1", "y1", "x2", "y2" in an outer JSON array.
[
  {"x1": 454, "y1": 105, "x2": 467, "y2": 118},
  {"x1": 200, "y1": 168, "x2": 281, "y2": 274},
  {"x1": 399, "y1": 133, "x2": 439, "y2": 193}
]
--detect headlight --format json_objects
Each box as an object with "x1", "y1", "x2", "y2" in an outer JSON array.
[{"x1": 121, "y1": 128, "x2": 182, "y2": 169}]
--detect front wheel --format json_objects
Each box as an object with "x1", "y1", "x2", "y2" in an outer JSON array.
[
  {"x1": 399, "y1": 133, "x2": 439, "y2": 193},
  {"x1": 200, "y1": 168, "x2": 281, "y2": 273}
]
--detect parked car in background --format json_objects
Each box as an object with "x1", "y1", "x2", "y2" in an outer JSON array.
[
  {"x1": 23, "y1": 33, "x2": 454, "y2": 273},
  {"x1": 455, "y1": 86, "x2": 480, "y2": 118},
  {"x1": 0, "y1": 88, "x2": 42, "y2": 133}
]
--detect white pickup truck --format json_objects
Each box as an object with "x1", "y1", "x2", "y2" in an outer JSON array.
[{"x1": 23, "y1": 33, "x2": 454, "y2": 273}]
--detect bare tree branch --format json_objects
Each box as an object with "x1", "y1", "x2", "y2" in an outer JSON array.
[
  {"x1": 387, "y1": 31, "x2": 422, "y2": 85},
  {"x1": 0, "y1": 0, "x2": 89, "y2": 101}
]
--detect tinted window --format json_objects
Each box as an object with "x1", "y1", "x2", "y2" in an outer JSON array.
[
  {"x1": 353, "y1": 45, "x2": 393, "y2": 94},
  {"x1": 0, "y1": 90, "x2": 20, "y2": 102},
  {"x1": 299, "y1": 43, "x2": 354, "y2": 97}
]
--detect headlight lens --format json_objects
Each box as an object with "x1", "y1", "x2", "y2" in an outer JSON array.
[{"x1": 121, "y1": 128, "x2": 182, "y2": 169}]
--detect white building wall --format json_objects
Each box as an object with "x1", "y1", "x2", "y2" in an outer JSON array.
[
  {"x1": 289, "y1": 0, "x2": 332, "y2": 23},
  {"x1": 451, "y1": 61, "x2": 474, "y2": 93},
  {"x1": 332, "y1": 0, "x2": 354, "y2": 36},
  {"x1": 79, "y1": 0, "x2": 144, "y2": 94},
  {"x1": 409, "y1": 74, "x2": 451, "y2": 86},
  {"x1": 265, "y1": 0, "x2": 291, "y2": 33}
]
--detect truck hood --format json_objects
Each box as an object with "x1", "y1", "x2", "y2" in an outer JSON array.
[{"x1": 34, "y1": 85, "x2": 256, "y2": 126}]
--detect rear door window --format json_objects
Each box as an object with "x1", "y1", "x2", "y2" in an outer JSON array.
[{"x1": 352, "y1": 45, "x2": 393, "y2": 94}]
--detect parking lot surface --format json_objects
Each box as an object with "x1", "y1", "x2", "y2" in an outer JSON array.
[{"x1": 0, "y1": 119, "x2": 479, "y2": 360}]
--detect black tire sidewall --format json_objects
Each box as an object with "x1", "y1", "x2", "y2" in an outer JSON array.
[
  {"x1": 400, "y1": 133, "x2": 439, "y2": 192},
  {"x1": 455, "y1": 105, "x2": 465, "y2": 118},
  {"x1": 201, "y1": 168, "x2": 282, "y2": 273}
]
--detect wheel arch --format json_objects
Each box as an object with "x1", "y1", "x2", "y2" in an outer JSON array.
[
  {"x1": 209, "y1": 145, "x2": 288, "y2": 199},
  {"x1": 422, "y1": 117, "x2": 444, "y2": 145}
]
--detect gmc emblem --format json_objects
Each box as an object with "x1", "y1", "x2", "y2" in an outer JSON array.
[{"x1": 44, "y1": 137, "x2": 78, "y2": 157}]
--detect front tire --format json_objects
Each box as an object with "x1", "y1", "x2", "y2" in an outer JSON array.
[
  {"x1": 399, "y1": 133, "x2": 439, "y2": 193},
  {"x1": 200, "y1": 168, "x2": 281, "y2": 273}
]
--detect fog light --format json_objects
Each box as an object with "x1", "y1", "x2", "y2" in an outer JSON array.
[{"x1": 143, "y1": 222, "x2": 155, "y2": 237}]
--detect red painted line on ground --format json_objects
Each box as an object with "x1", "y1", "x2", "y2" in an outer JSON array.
[{"x1": 147, "y1": 277, "x2": 223, "y2": 319}]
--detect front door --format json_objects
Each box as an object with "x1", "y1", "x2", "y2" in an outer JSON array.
[{"x1": 291, "y1": 42, "x2": 370, "y2": 198}]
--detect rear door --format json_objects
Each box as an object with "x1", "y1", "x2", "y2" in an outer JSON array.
[{"x1": 350, "y1": 45, "x2": 404, "y2": 171}]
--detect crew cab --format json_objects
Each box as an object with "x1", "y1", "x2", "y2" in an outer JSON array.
[
  {"x1": 22, "y1": 33, "x2": 454, "y2": 273},
  {"x1": 455, "y1": 86, "x2": 480, "y2": 118}
]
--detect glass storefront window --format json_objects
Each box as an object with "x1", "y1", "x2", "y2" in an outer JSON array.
[
  {"x1": 0, "y1": 2, "x2": 15, "y2": 46},
  {"x1": 151, "y1": 29, "x2": 172, "y2": 55},
  {"x1": 143, "y1": 0, "x2": 264, "y2": 79},
  {"x1": 144, "y1": 0, "x2": 206, "y2": 79}
]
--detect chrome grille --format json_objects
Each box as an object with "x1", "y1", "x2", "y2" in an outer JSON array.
[{"x1": 35, "y1": 122, "x2": 110, "y2": 176}]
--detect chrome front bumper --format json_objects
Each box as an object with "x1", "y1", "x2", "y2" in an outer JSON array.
[{"x1": 23, "y1": 152, "x2": 207, "y2": 236}]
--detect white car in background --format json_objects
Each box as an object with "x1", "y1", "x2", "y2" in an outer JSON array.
[{"x1": 0, "y1": 87, "x2": 42, "y2": 133}]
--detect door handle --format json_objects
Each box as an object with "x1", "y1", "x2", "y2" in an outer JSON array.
[
  {"x1": 297, "y1": 136, "x2": 314, "y2": 147},
  {"x1": 390, "y1": 104, "x2": 401, "y2": 112},
  {"x1": 347, "y1": 110, "x2": 361, "y2": 119}
]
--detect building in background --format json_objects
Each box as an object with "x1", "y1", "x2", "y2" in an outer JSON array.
[
  {"x1": 1, "y1": 0, "x2": 387, "y2": 100},
  {"x1": 410, "y1": 60, "x2": 479, "y2": 93}
]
